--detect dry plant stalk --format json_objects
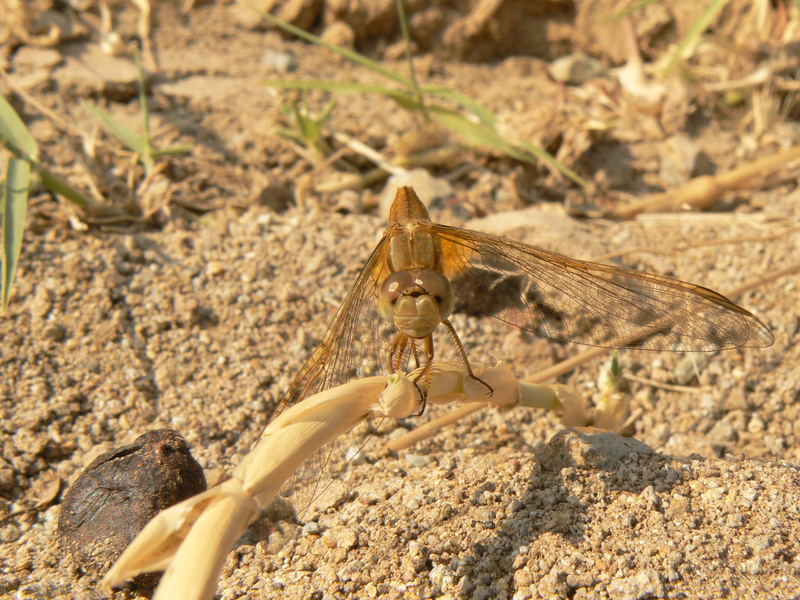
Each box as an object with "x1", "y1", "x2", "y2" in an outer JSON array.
[
  {"x1": 387, "y1": 379, "x2": 584, "y2": 451},
  {"x1": 102, "y1": 362, "x2": 561, "y2": 600},
  {"x1": 612, "y1": 144, "x2": 800, "y2": 218}
]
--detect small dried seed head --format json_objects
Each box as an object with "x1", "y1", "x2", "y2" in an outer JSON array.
[{"x1": 58, "y1": 429, "x2": 207, "y2": 586}]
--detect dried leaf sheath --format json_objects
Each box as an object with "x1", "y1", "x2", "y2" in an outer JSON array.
[{"x1": 103, "y1": 365, "x2": 522, "y2": 600}]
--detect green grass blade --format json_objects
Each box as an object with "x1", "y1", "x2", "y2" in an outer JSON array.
[
  {"x1": 82, "y1": 101, "x2": 147, "y2": 155},
  {"x1": 0, "y1": 95, "x2": 39, "y2": 161},
  {"x1": 291, "y1": 102, "x2": 314, "y2": 140},
  {"x1": 514, "y1": 139, "x2": 590, "y2": 188},
  {"x1": 318, "y1": 98, "x2": 337, "y2": 124},
  {"x1": 429, "y1": 106, "x2": 588, "y2": 188},
  {"x1": 151, "y1": 145, "x2": 193, "y2": 159},
  {"x1": 275, "y1": 127, "x2": 306, "y2": 146},
  {"x1": 428, "y1": 106, "x2": 528, "y2": 159},
  {"x1": 253, "y1": 7, "x2": 412, "y2": 88},
  {"x1": 267, "y1": 80, "x2": 495, "y2": 128},
  {"x1": 420, "y1": 85, "x2": 496, "y2": 126},
  {"x1": 38, "y1": 167, "x2": 91, "y2": 209},
  {"x1": 135, "y1": 53, "x2": 154, "y2": 171},
  {"x1": 663, "y1": 0, "x2": 732, "y2": 73},
  {"x1": 606, "y1": 0, "x2": 661, "y2": 22},
  {"x1": 263, "y1": 79, "x2": 423, "y2": 111},
  {"x1": 1, "y1": 158, "x2": 31, "y2": 312},
  {"x1": 395, "y1": 0, "x2": 426, "y2": 116}
]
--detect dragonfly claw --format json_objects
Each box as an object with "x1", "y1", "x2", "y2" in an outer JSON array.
[
  {"x1": 470, "y1": 373, "x2": 494, "y2": 397},
  {"x1": 412, "y1": 377, "x2": 429, "y2": 416}
]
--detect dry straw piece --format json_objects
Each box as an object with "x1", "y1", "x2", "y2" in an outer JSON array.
[{"x1": 102, "y1": 362, "x2": 573, "y2": 600}]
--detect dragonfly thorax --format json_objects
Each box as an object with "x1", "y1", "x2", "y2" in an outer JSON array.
[{"x1": 378, "y1": 269, "x2": 455, "y2": 338}]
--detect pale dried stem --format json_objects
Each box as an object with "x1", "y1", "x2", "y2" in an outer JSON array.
[
  {"x1": 102, "y1": 364, "x2": 521, "y2": 599},
  {"x1": 333, "y1": 132, "x2": 406, "y2": 176},
  {"x1": 623, "y1": 373, "x2": 705, "y2": 394},
  {"x1": 613, "y1": 144, "x2": 800, "y2": 218},
  {"x1": 314, "y1": 134, "x2": 460, "y2": 193},
  {"x1": 723, "y1": 261, "x2": 800, "y2": 298},
  {"x1": 387, "y1": 378, "x2": 574, "y2": 451}
]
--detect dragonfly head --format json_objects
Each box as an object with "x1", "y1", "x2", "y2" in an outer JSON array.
[{"x1": 379, "y1": 269, "x2": 455, "y2": 338}]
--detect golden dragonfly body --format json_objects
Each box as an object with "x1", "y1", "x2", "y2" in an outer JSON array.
[{"x1": 282, "y1": 186, "x2": 772, "y2": 410}]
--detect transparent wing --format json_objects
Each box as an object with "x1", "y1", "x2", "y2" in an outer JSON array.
[
  {"x1": 434, "y1": 224, "x2": 773, "y2": 351},
  {"x1": 277, "y1": 234, "x2": 395, "y2": 413},
  {"x1": 272, "y1": 234, "x2": 401, "y2": 514}
]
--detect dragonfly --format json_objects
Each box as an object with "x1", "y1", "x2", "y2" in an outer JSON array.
[{"x1": 281, "y1": 185, "x2": 773, "y2": 415}]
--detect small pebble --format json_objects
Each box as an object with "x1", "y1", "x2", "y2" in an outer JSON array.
[
  {"x1": 262, "y1": 50, "x2": 298, "y2": 73},
  {"x1": 708, "y1": 420, "x2": 737, "y2": 444},
  {"x1": 406, "y1": 453, "x2": 431, "y2": 468},
  {"x1": 549, "y1": 52, "x2": 604, "y2": 84},
  {"x1": 608, "y1": 568, "x2": 665, "y2": 600},
  {"x1": 429, "y1": 564, "x2": 455, "y2": 589},
  {"x1": 741, "y1": 557, "x2": 763, "y2": 575},
  {"x1": 747, "y1": 414, "x2": 766, "y2": 434}
]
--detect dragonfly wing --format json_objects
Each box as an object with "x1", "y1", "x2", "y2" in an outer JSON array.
[
  {"x1": 433, "y1": 224, "x2": 773, "y2": 351},
  {"x1": 278, "y1": 234, "x2": 394, "y2": 413},
  {"x1": 272, "y1": 234, "x2": 399, "y2": 515}
]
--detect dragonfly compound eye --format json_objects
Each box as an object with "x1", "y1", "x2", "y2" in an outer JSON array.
[{"x1": 379, "y1": 271, "x2": 415, "y2": 321}]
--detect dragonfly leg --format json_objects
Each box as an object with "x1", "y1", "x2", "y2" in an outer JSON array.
[
  {"x1": 388, "y1": 333, "x2": 410, "y2": 373},
  {"x1": 409, "y1": 335, "x2": 435, "y2": 415},
  {"x1": 442, "y1": 319, "x2": 494, "y2": 397},
  {"x1": 411, "y1": 339, "x2": 423, "y2": 369},
  {"x1": 390, "y1": 333, "x2": 432, "y2": 415}
]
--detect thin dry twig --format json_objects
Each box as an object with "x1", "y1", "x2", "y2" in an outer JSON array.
[
  {"x1": 623, "y1": 373, "x2": 706, "y2": 394},
  {"x1": 314, "y1": 134, "x2": 461, "y2": 193},
  {"x1": 592, "y1": 223, "x2": 800, "y2": 262},
  {"x1": 724, "y1": 260, "x2": 800, "y2": 298},
  {"x1": 333, "y1": 131, "x2": 406, "y2": 176}
]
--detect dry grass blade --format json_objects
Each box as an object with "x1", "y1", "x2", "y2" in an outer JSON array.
[
  {"x1": 103, "y1": 364, "x2": 522, "y2": 599},
  {"x1": 386, "y1": 379, "x2": 575, "y2": 451},
  {"x1": 332, "y1": 132, "x2": 405, "y2": 176},
  {"x1": 612, "y1": 144, "x2": 800, "y2": 218},
  {"x1": 623, "y1": 373, "x2": 706, "y2": 394},
  {"x1": 662, "y1": 0, "x2": 733, "y2": 74},
  {"x1": 594, "y1": 223, "x2": 800, "y2": 262}
]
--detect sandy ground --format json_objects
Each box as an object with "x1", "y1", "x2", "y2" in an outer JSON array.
[{"x1": 2, "y1": 1, "x2": 800, "y2": 599}]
